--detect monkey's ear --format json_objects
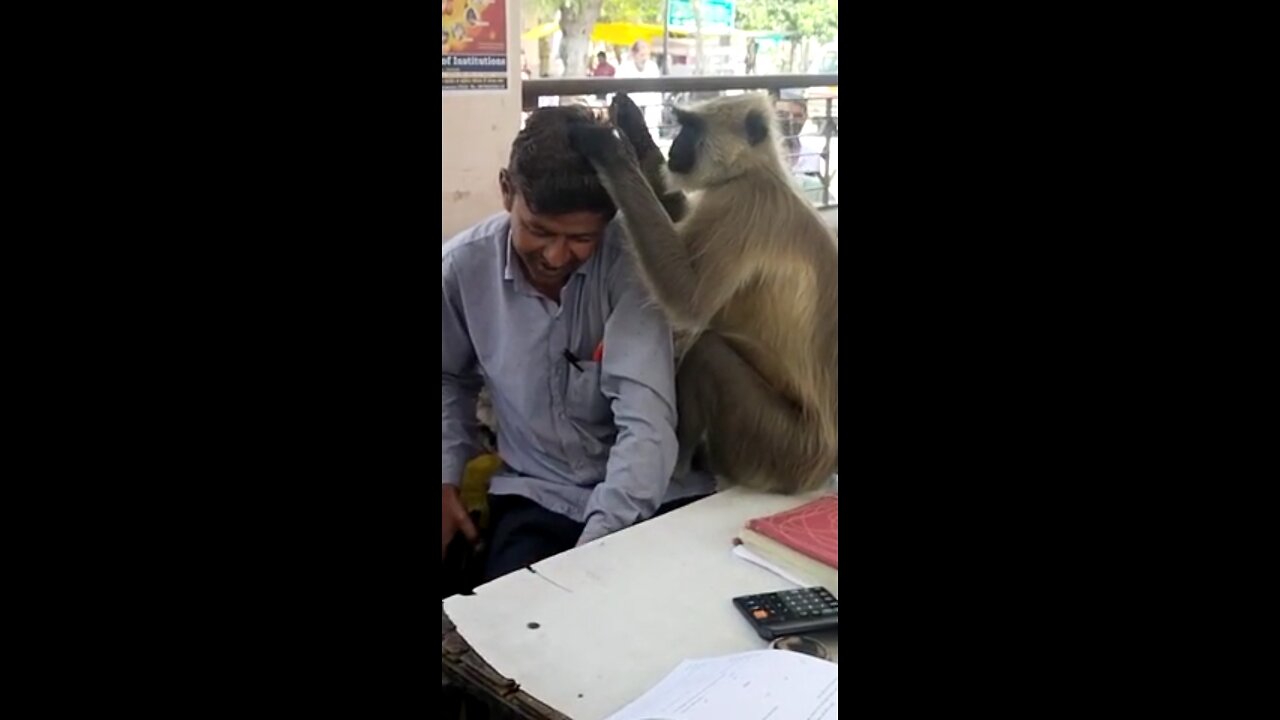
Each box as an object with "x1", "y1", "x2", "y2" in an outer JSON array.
[{"x1": 745, "y1": 110, "x2": 769, "y2": 146}]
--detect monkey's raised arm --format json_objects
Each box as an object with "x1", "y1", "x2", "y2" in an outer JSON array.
[
  {"x1": 611, "y1": 94, "x2": 689, "y2": 223},
  {"x1": 569, "y1": 124, "x2": 746, "y2": 329}
]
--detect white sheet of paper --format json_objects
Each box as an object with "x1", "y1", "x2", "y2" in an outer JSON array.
[
  {"x1": 603, "y1": 650, "x2": 838, "y2": 720},
  {"x1": 732, "y1": 545, "x2": 808, "y2": 588}
]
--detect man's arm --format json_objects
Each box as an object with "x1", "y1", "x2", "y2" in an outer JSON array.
[
  {"x1": 579, "y1": 250, "x2": 679, "y2": 546},
  {"x1": 442, "y1": 259, "x2": 484, "y2": 487}
]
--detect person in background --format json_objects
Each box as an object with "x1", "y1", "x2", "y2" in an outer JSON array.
[
  {"x1": 592, "y1": 51, "x2": 615, "y2": 77},
  {"x1": 592, "y1": 50, "x2": 615, "y2": 102},
  {"x1": 442, "y1": 106, "x2": 712, "y2": 583},
  {"x1": 615, "y1": 39, "x2": 662, "y2": 131},
  {"x1": 776, "y1": 90, "x2": 828, "y2": 204},
  {"x1": 617, "y1": 39, "x2": 659, "y2": 77}
]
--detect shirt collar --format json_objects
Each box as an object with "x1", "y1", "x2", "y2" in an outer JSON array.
[{"x1": 503, "y1": 224, "x2": 519, "y2": 281}]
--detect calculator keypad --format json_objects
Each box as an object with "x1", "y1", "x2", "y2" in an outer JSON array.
[
  {"x1": 777, "y1": 588, "x2": 839, "y2": 618},
  {"x1": 734, "y1": 587, "x2": 839, "y2": 641}
]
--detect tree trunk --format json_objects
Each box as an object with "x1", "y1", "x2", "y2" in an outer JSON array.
[
  {"x1": 558, "y1": 0, "x2": 605, "y2": 77},
  {"x1": 538, "y1": 37, "x2": 551, "y2": 78}
]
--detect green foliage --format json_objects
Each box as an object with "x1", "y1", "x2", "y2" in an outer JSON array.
[
  {"x1": 602, "y1": 0, "x2": 663, "y2": 23},
  {"x1": 523, "y1": 0, "x2": 837, "y2": 44},
  {"x1": 736, "y1": 0, "x2": 838, "y2": 42},
  {"x1": 527, "y1": 0, "x2": 664, "y2": 24},
  {"x1": 529, "y1": 0, "x2": 565, "y2": 23}
]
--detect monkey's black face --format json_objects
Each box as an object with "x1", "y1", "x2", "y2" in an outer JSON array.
[{"x1": 668, "y1": 112, "x2": 704, "y2": 175}]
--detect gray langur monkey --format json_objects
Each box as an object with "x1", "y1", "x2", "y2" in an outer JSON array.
[{"x1": 569, "y1": 93, "x2": 838, "y2": 494}]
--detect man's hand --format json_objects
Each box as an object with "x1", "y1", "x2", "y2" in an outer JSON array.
[{"x1": 442, "y1": 485, "x2": 479, "y2": 561}]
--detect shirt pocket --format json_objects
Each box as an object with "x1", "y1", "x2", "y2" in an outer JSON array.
[{"x1": 565, "y1": 361, "x2": 612, "y2": 425}]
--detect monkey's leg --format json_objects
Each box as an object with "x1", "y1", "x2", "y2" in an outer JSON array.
[
  {"x1": 674, "y1": 359, "x2": 710, "y2": 477},
  {"x1": 681, "y1": 334, "x2": 835, "y2": 493}
]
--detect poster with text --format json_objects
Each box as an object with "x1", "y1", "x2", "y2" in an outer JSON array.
[{"x1": 441, "y1": 0, "x2": 508, "y2": 92}]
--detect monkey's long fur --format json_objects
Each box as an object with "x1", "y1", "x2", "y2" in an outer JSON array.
[{"x1": 571, "y1": 93, "x2": 838, "y2": 494}]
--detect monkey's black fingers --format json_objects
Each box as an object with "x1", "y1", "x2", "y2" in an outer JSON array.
[
  {"x1": 608, "y1": 93, "x2": 626, "y2": 122},
  {"x1": 609, "y1": 92, "x2": 634, "y2": 114},
  {"x1": 612, "y1": 96, "x2": 659, "y2": 158},
  {"x1": 568, "y1": 123, "x2": 626, "y2": 166}
]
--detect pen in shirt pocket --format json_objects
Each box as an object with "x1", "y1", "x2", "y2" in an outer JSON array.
[{"x1": 563, "y1": 349, "x2": 584, "y2": 372}]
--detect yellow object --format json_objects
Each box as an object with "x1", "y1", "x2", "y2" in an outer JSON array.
[
  {"x1": 521, "y1": 21, "x2": 559, "y2": 41},
  {"x1": 461, "y1": 453, "x2": 501, "y2": 527},
  {"x1": 519, "y1": 21, "x2": 683, "y2": 46},
  {"x1": 589, "y1": 22, "x2": 666, "y2": 46}
]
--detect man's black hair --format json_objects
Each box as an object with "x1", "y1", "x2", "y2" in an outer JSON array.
[{"x1": 507, "y1": 105, "x2": 617, "y2": 217}]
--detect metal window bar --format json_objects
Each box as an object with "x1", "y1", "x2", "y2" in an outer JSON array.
[{"x1": 523, "y1": 74, "x2": 838, "y2": 210}]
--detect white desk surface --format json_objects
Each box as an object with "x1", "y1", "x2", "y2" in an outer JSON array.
[{"x1": 443, "y1": 487, "x2": 839, "y2": 720}]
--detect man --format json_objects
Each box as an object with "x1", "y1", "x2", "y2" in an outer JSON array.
[
  {"x1": 591, "y1": 51, "x2": 615, "y2": 77},
  {"x1": 592, "y1": 51, "x2": 615, "y2": 101},
  {"x1": 617, "y1": 39, "x2": 659, "y2": 77},
  {"x1": 442, "y1": 106, "x2": 710, "y2": 582},
  {"x1": 776, "y1": 90, "x2": 828, "y2": 204},
  {"x1": 615, "y1": 40, "x2": 662, "y2": 131}
]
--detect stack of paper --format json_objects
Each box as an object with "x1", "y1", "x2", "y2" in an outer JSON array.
[
  {"x1": 737, "y1": 495, "x2": 839, "y2": 597},
  {"x1": 732, "y1": 544, "x2": 808, "y2": 588},
  {"x1": 604, "y1": 650, "x2": 838, "y2": 720}
]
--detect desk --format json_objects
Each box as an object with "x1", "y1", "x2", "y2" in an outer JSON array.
[{"x1": 443, "y1": 487, "x2": 838, "y2": 720}]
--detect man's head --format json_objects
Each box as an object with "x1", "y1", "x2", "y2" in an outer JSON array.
[
  {"x1": 597, "y1": 51, "x2": 608, "y2": 64},
  {"x1": 776, "y1": 98, "x2": 808, "y2": 137},
  {"x1": 500, "y1": 106, "x2": 616, "y2": 289},
  {"x1": 631, "y1": 40, "x2": 650, "y2": 67}
]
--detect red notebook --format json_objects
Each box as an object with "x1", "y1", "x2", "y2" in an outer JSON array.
[{"x1": 744, "y1": 495, "x2": 839, "y2": 569}]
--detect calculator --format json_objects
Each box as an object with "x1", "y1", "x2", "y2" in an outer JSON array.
[{"x1": 732, "y1": 587, "x2": 839, "y2": 641}]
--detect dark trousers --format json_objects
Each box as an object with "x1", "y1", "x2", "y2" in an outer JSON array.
[
  {"x1": 442, "y1": 493, "x2": 708, "y2": 597},
  {"x1": 484, "y1": 493, "x2": 707, "y2": 581},
  {"x1": 483, "y1": 494, "x2": 585, "y2": 582}
]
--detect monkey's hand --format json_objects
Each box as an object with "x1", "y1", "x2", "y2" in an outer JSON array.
[
  {"x1": 610, "y1": 93, "x2": 659, "y2": 159},
  {"x1": 568, "y1": 122, "x2": 636, "y2": 170}
]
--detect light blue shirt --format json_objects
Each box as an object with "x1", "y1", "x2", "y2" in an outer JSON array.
[{"x1": 442, "y1": 213, "x2": 710, "y2": 544}]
